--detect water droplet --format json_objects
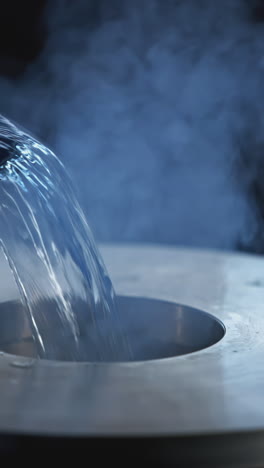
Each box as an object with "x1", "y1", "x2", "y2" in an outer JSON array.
[{"x1": 10, "y1": 359, "x2": 35, "y2": 368}]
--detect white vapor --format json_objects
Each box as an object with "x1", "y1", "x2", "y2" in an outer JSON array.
[{"x1": 1, "y1": 0, "x2": 263, "y2": 249}]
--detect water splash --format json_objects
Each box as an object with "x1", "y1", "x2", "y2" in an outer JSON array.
[{"x1": 0, "y1": 115, "x2": 131, "y2": 361}]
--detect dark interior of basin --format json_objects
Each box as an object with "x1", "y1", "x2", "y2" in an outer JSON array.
[{"x1": 0, "y1": 296, "x2": 225, "y2": 361}]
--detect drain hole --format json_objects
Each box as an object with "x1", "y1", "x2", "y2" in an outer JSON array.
[{"x1": 0, "y1": 296, "x2": 225, "y2": 362}]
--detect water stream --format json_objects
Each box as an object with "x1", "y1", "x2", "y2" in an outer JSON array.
[{"x1": 0, "y1": 115, "x2": 131, "y2": 361}]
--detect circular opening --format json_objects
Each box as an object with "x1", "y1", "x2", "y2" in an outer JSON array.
[{"x1": 0, "y1": 296, "x2": 225, "y2": 362}]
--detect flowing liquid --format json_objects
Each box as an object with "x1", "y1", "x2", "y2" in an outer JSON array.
[{"x1": 0, "y1": 115, "x2": 131, "y2": 361}]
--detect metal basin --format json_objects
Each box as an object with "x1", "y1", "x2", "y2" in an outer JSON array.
[
  {"x1": 0, "y1": 245, "x2": 264, "y2": 466},
  {"x1": 0, "y1": 296, "x2": 225, "y2": 361}
]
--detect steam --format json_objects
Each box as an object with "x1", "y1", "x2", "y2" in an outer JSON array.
[{"x1": 0, "y1": 0, "x2": 263, "y2": 250}]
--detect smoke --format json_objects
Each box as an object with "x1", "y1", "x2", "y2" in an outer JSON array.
[{"x1": 1, "y1": 0, "x2": 263, "y2": 250}]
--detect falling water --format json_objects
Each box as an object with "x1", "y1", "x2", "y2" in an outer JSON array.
[{"x1": 0, "y1": 115, "x2": 131, "y2": 361}]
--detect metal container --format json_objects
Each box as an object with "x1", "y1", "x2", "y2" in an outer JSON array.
[{"x1": 0, "y1": 244, "x2": 263, "y2": 467}]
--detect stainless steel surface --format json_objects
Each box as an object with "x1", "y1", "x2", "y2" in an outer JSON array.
[
  {"x1": 0, "y1": 297, "x2": 225, "y2": 360},
  {"x1": 0, "y1": 244, "x2": 264, "y2": 465}
]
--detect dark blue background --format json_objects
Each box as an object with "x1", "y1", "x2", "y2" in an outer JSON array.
[{"x1": 1, "y1": 0, "x2": 264, "y2": 253}]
